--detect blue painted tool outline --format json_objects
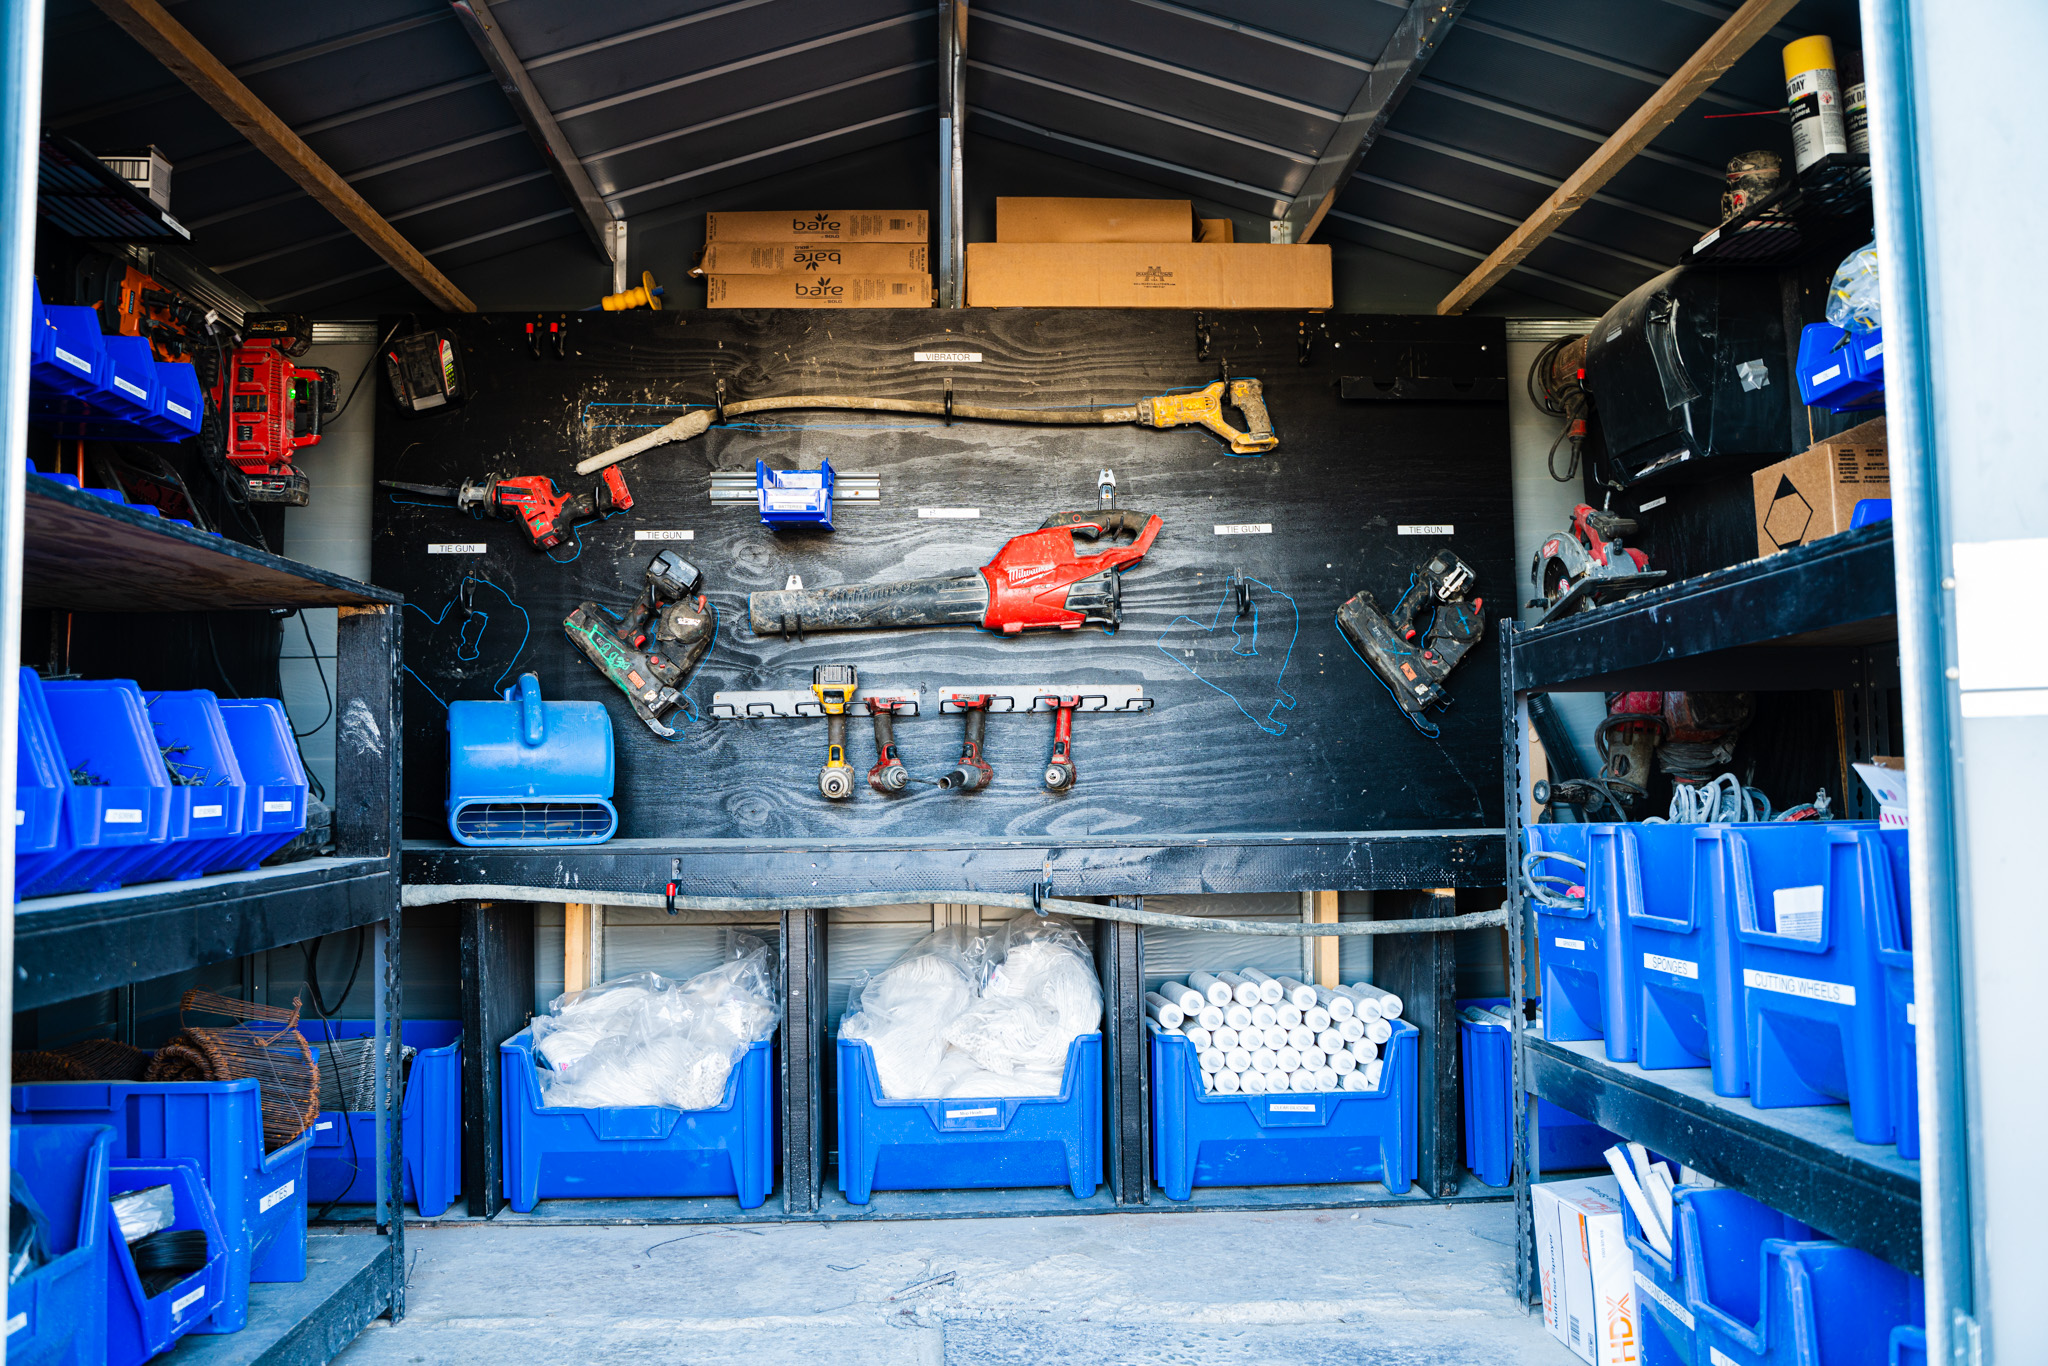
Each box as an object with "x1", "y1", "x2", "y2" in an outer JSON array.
[{"x1": 1156, "y1": 577, "x2": 1299, "y2": 735}]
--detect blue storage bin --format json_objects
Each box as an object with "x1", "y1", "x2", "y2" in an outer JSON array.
[
  {"x1": 306, "y1": 1020, "x2": 462, "y2": 1216},
  {"x1": 105, "y1": 1156, "x2": 229, "y2": 1365},
  {"x1": 446, "y1": 673, "x2": 617, "y2": 846},
  {"x1": 1851, "y1": 498, "x2": 1893, "y2": 528},
  {"x1": 501, "y1": 1029, "x2": 773, "y2": 1212},
  {"x1": 1623, "y1": 1179, "x2": 1699, "y2": 1366},
  {"x1": 840, "y1": 1033, "x2": 1102, "y2": 1204},
  {"x1": 12, "y1": 1080, "x2": 314, "y2": 1334},
  {"x1": 8, "y1": 1124, "x2": 114, "y2": 1366},
  {"x1": 1731, "y1": 823, "x2": 1898, "y2": 1144},
  {"x1": 98, "y1": 335, "x2": 162, "y2": 426},
  {"x1": 30, "y1": 303, "x2": 111, "y2": 407},
  {"x1": 1684, "y1": 1185, "x2": 1923, "y2": 1365},
  {"x1": 126, "y1": 690, "x2": 247, "y2": 884},
  {"x1": 1458, "y1": 998, "x2": 1619, "y2": 1188},
  {"x1": 1846, "y1": 326, "x2": 1885, "y2": 387},
  {"x1": 1527, "y1": 824, "x2": 1608, "y2": 1043},
  {"x1": 208, "y1": 699, "x2": 309, "y2": 873},
  {"x1": 148, "y1": 360, "x2": 204, "y2": 439},
  {"x1": 14, "y1": 667, "x2": 69, "y2": 871},
  {"x1": 1874, "y1": 829, "x2": 1918, "y2": 1159},
  {"x1": 1796, "y1": 323, "x2": 1883, "y2": 412},
  {"x1": 20, "y1": 679, "x2": 173, "y2": 899},
  {"x1": 1891, "y1": 1326, "x2": 1927, "y2": 1366},
  {"x1": 1151, "y1": 1021, "x2": 1412, "y2": 1200}
]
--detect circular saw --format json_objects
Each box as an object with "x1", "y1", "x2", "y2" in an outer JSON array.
[{"x1": 1531, "y1": 504, "x2": 1666, "y2": 624}]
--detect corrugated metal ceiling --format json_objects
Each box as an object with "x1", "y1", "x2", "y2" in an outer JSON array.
[{"x1": 43, "y1": 0, "x2": 1863, "y2": 315}]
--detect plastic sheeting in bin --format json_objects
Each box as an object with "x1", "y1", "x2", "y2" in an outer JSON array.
[
  {"x1": 19, "y1": 677, "x2": 172, "y2": 898},
  {"x1": 1150, "y1": 1021, "x2": 1413, "y2": 1200},
  {"x1": 105, "y1": 1156, "x2": 228, "y2": 1365},
  {"x1": 307, "y1": 1020, "x2": 462, "y2": 1216},
  {"x1": 1624, "y1": 1175, "x2": 1701, "y2": 1366},
  {"x1": 1527, "y1": 823, "x2": 1608, "y2": 1044},
  {"x1": 209, "y1": 699, "x2": 308, "y2": 873},
  {"x1": 128, "y1": 690, "x2": 246, "y2": 884},
  {"x1": 11, "y1": 1079, "x2": 313, "y2": 1335},
  {"x1": 1457, "y1": 998, "x2": 1618, "y2": 1188},
  {"x1": 838, "y1": 1033, "x2": 1102, "y2": 1204},
  {"x1": 1731, "y1": 823, "x2": 1898, "y2": 1144},
  {"x1": 501, "y1": 1030, "x2": 773, "y2": 1212},
  {"x1": 7, "y1": 1123, "x2": 113, "y2": 1366}
]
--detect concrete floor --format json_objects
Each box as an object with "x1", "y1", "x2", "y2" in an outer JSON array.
[{"x1": 337, "y1": 1202, "x2": 1563, "y2": 1365}]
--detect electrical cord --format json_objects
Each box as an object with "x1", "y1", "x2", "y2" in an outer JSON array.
[
  {"x1": 1519, "y1": 849, "x2": 1588, "y2": 910},
  {"x1": 303, "y1": 931, "x2": 366, "y2": 1223},
  {"x1": 1528, "y1": 334, "x2": 1592, "y2": 483},
  {"x1": 324, "y1": 321, "x2": 407, "y2": 429},
  {"x1": 291, "y1": 612, "x2": 334, "y2": 740}
]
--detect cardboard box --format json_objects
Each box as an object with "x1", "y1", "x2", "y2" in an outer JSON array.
[
  {"x1": 704, "y1": 210, "x2": 927, "y2": 244},
  {"x1": 995, "y1": 196, "x2": 1193, "y2": 243},
  {"x1": 1534, "y1": 1176, "x2": 1639, "y2": 1366},
  {"x1": 965, "y1": 243, "x2": 1331, "y2": 309},
  {"x1": 1854, "y1": 758, "x2": 1908, "y2": 828},
  {"x1": 1753, "y1": 416, "x2": 1889, "y2": 558},
  {"x1": 705, "y1": 274, "x2": 931, "y2": 309},
  {"x1": 1197, "y1": 217, "x2": 1235, "y2": 243},
  {"x1": 695, "y1": 243, "x2": 928, "y2": 276}
]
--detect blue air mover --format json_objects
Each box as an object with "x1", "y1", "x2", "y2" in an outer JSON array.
[{"x1": 447, "y1": 673, "x2": 617, "y2": 845}]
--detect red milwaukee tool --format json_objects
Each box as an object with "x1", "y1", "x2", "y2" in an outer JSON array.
[
  {"x1": 219, "y1": 336, "x2": 337, "y2": 505},
  {"x1": 1043, "y1": 696, "x2": 1080, "y2": 792},
  {"x1": 382, "y1": 468, "x2": 633, "y2": 552}
]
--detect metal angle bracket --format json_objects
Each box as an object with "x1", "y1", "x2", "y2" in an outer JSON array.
[
  {"x1": 710, "y1": 688, "x2": 922, "y2": 720},
  {"x1": 935, "y1": 686, "x2": 1152, "y2": 714},
  {"x1": 709, "y1": 472, "x2": 881, "y2": 504}
]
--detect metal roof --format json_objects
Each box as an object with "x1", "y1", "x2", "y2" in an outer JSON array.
[{"x1": 44, "y1": 0, "x2": 1864, "y2": 315}]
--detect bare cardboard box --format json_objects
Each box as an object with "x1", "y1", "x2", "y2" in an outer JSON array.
[
  {"x1": 703, "y1": 210, "x2": 928, "y2": 244},
  {"x1": 965, "y1": 243, "x2": 1331, "y2": 309},
  {"x1": 696, "y1": 243, "x2": 929, "y2": 275},
  {"x1": 995, "y1": 197, "x2": 1194, "y2": 243},
  {"x1": 705, "y1": 274, "x2": 931, "y2": 309},
  {"x1": 1752, "y1": 416, "x2": 1889, "y2": 558}
]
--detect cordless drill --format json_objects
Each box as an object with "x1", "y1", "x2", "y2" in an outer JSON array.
[
  {"x1": 381, "y1": 467, "x2": 633, "y2": 551},
  {"x1": 812, "y1": 664, "x2": 858, "y2": 800}
]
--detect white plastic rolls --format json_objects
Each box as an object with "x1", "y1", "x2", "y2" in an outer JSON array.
[
  {"x1": 1213, "y1": 1026, "x2": 1241, "y2": 1050},
  {"x1": 1316, "y1": 1028, "x2": 1346, "y2": 1054},
  {"x1": 1347, "y1": 982, "x2": 1403, "y2": 1020},
  {"x1": 1330, "y1": 1050, "x2": 1358, "y2": 1073},
  {"x1": 1194, "y1": 1005, "x2": 1226, "y2": 1031},
  {"x1": 1216, "y1": 971, "x2": 1261, "y2": 1006},
  {"x1": 1212, "y1": 1069, "x2": 1242, "y2": 1093},
  {"x1": 1250, "y1": 1002, "x2": 1279, "y2": 1029},
  {"x1": 1338, "y1": 1016, "x2": 1367, "y2": 1042},
  {"x1": 1364, "y1": 1017, "x2": 1393, "y2": 1045},
  {"x1": 1275, "y1": 1047, "x2": 1302, "y2": 1073},
  {"x1": 1161, "y1": 981, "x2": 1206, "y2": 1014},
  {"x1": 1260, "y1": 1024, "x2": 1288, "y2": 1050},
  {"x1": 1315, "y1": 986, "x2": 1356, "y2": 1020},
  {"x1": 1145, "y1": 993, "x2": 1185, "y2": 1030},
  {"x1": 1199, "y1": 1048, "x2": 1226, "y2": 1074},
  {"x1": 1275, "y1": 1003, "x2": 1302, "y2": 1030},
  {"x1": 1184, "y1": 966, "x2": 1415, "y2": 1099},
  {"x1": 1286, "y1": 1026, "x2": 1315, "y2": 1051},
  {"x1": 1226, "y1": 1046, "x2": 1253, "y2": 1073},
  {"x1": 1304, "y1": 1006, "x2": 1331, "y2": 1033},
  {"x1": 1224, "y1": 1004, "x2": 1255, "y2": 1030},
  {"x1": 1273, "y1": 975, "x2": 1321, "y2": 1010},
  {"x1": 1187, "y1": 972, "x2": 1235, "y2": 1007},
  {"x1": 1251, "y1": 1047, "x2": 1278, "y2": 1073},
  {"x1": 1239, "y1": 969, "x2": 1288, "y2": 1005},
  {"x1": 1185, "y1": 1026, "x2": 1213, "y2": 1050}
]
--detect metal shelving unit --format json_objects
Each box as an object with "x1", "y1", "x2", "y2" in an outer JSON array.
[
  {"x1": 12, "y1": 476, "x2": 407, "y2": 1363},
  {"x1": 1500, "y1": 523, "x2": 1912, "y2": 1297}
]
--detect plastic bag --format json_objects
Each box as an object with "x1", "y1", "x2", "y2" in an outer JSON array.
[
  {"x1": 1825, "y1": 238, "x2": 1882, "y2": 334},
  {"x1": 839, "y1": 924, "x2": 985, "y2": 1099},
  {"x1": 530, "y1": 933, "x2": 781, "y2": 1111},
  {"x1": 111, "y1": 1183, "x2": 176, "y2": 1244}
]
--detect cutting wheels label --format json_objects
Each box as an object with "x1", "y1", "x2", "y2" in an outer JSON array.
[{"x1": 1743, "y1": 968, "x2": 1853, "y2": 1005}]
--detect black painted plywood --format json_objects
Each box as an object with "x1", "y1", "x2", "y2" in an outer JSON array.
[{"x1": 372, "y1": 309, "x2": 1510, "y2": 847}]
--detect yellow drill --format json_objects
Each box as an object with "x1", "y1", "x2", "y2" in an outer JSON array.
[{"x1": 812, "y1": 664, "x2": 858, "y2": 800}]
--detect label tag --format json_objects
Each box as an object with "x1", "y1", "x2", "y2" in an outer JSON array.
[
  {"x1": 1554, "y1": 938, "x2": 1586, "y2": 952},
  {"x1": 946, "y1": 1107, "x2": 998, "y2": 1119},
  {"x1": 1644, "y1": 953, "x2": 1699, "y2": 980},
  {"x1": 1636, "y1": 1271, "x2": 1694, "y2": 1329},
  {"x1": 1271, "y1": 1103, "x2": 1316, "y2": 1113},
  {"x1": 263, "y1": 800, "x2": 293, "y2": 813},
  {"x1": 1639, "y1": 497, "x2": 1667, "y2": 513},
  {"x1": 316, "y1": 1121, "x2": 334, "y2": 1130},
  {"x1": 1865, "y1": 341, "x2": 1884, "y2": 361},
  {"x1": 105, "y1": 808, "x2": 143, "y2": 824},
  {"x1": 1712, "y1": 1348, "x2": 1739, "y2": 1366},
  {"x1": 634, "y1": 529, "x2": 694, "y2": 541},
  {"x1": 115, "y1": 376, "x2": 148, "y2": 399},
  {"x1": 918, "y1": 508, "x2": 979, "y2": 519},
  {"x1": 1744, "y1": 968, "x2": 1854, "y2": 1005},
  {"x1": 1773, "y1": 885, "x2": 1824, "y2": 941},
  {"x1": 166, "y1": 400, "x2": 193, "y2": 419},
  {"x1": 54, "y1": 345, "x2": 86, "y2": 370},
  {"x1": 7, "y1": 1311, "x2": 25, "y2": 1335},
  {"x1": 258, "y1": 1179, "x2": 296, "y2": 1213},
  {"x1": 194, "y1": 804, "x2": 224, "y2": 819},
  {"x1": 1811, "y1": 363, "x2": 1843, "y2": 385},
  {"x1": 173, "y1": 1286, "x2": 206, "y2": 1315},
  {"x1": 914, "y1": 351, "x2": 981, "y2": 363},
  {"x1": 1906, "y1": 1001, "x2": 1918, "y2": 1026},
  {"x1": 1398, "y1": 524, "x2": 1453, "y2": 536},
  {"x1": 12, "y1": 810, "x2": 21, "y2": 825},
  {"x1": 428, "y1": 543, "x2": 486, "y2": 555},
  {"x1": 1214, "y1": 523, "x2": 1272, "y2": 535},
  {"x1": 764, "y1": 489, "x2": 820, "y2": 511}
]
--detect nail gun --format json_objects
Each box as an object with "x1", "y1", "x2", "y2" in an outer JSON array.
[
  {"x1": 563, "y1": 551, "x2": 714, "y2": 738},
  {"x1": 382, "y1": 468, "x2": 633, "y2": 554},
  {"x1": 1336, "y1": 549, "x2": 1486, "y2": 736}
]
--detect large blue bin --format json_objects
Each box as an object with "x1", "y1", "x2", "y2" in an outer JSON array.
[
  {"x1": 1796, "y1": 322, "x2": 1884, "y2": 413},
  {"x1": 839, "y1": 1033, "x2": 1102, "y2": 1204},
  {"x1": 105, "y1": 1156, "x2": 229, "y2": 1366},
  {"x1": 1624, "y1": 1179, "x2": 1700, "y2": 1366},
  {"x1": 8, "y1": 1124, "x2": 113, "y2": 1366},
  {"x1": 1891, "y1": 1326, "x2": 1927, "y2": 1366},
  {"x1": 1458, "y1": 999, "x2": 1618, "y2": 1188},
  {"x1": 1683, "y1": 1185, "x2": 1923, "y2": 1365},
  {"x1": 501, "y1": 1029, "x2": 773, "y2": 1212},
  {"x1": 1151, "y1": 1021, "x2": 1413, "y2": 1200},
  {"x1": 127, "y1": 690, "x2": 247, "y2": 884},
  {"x1": 1527, "y1": 824, "x2": 1607, "y2": 1043},
  {"x1": 1731, "y1": 823, "x2": 1897, "y2": 1144},
  {"x1": 21, "y1": 678, "x2": 173, "y2": 898},
  {"x1": 1873, "y1": 830, "x2": 1918, "y2": 1159},
  {"x1": 307, "y1": 1019, "x2": 462, "y2": 1216},
  {"x1": 208, "y1": 699, "x2": 309, "y2": 873},
  {"x1": 29, "y1": 303, "x2": 110, "y2": 412},
  {"x1": 12, "y1": 1080, "x2": 313, "y2": 1334}
]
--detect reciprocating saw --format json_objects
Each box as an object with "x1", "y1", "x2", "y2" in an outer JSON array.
[
  {"x1": 747, "y1": 508, "x2": 1162, "y2": 638},
  {"x1": 1336, "y1": 549, "x2": 1486, "y2": 735}
]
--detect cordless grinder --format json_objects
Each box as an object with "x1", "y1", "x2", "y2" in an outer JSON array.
[
  {"x1": 1337, "y1": 550, "x2": 1486, "y2": 734},
  {"x1": 564, "y1": 551, "x2": 714, "y2": 738}
]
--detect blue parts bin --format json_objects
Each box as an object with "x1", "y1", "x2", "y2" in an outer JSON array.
[
  {"x1": 501, "y1": 1029, "x2": 773, "y2": 1212},
  {"x1": 1526, "y1": 823, "x2": 1607, "y2": 1043},
  {"x1": 105, "y1": 1156, "x2": 228, "y2": 1365},
  {"x1": 1731, "y1": 823, "x2": 1899, "y2": 1144},
  {"x1": 129, "y1": 690, "x2": 247, "y2": 884},
  {"x1": 756, "y1": 459, "x2": 836, "y2": 530},
  {"x1": 26, "y1": 283, "x2": 205, "y2": 443},
  {"x1": 446, "y1": 672, "x2": 617, "y2": 846},
  {"x1": 14, "y1": 667, "x2": 68, "y2": 874},
  {"x1": 1796, "y1": 322, "x2": 1884, "y2": 413},
  {"x1": 8, "y1": 1123, "x2": 114, "y2": 1366},
  {"x1": 1682, "y1": 1185, "x2": 1924, "y2": 1365},
  {"x1": 210, "y1": 698, "x2": 309, "y2": 873},
  {"x1": 1874, "y1": 829, "x2": 1918, "y2": 1158},
  {"x1": 306, "y1": 1020, "x2": 462, "y2": 1216},
  {"x1": 1851, "y1": 498, "x2": 1893, "y2": 528},
  {"x1": 839, "y1": 1032, "x2": 1102, "y2": 1204},
  {"x1": 19, "y1": 677, "x2": 172, "y2": 899},
  {"x1": 1623, "y1": 1177, "x2": 1699, "y2": 1366},
  {"x1": 11, "y1": 1079, "x2": 315, "y2": 1334},
  {"x1": 1457, "y1": 998, "x2": 1619, "y2": 1188},
  {"x1": 1151, "y1": 1021, "x2": 1413, "y2": 1200},
  {"x1": 1891, "y1": 1326, "x2": 1927, "y2": 1366}
]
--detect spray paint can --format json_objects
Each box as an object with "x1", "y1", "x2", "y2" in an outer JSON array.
[
  {"x1": 1783, "y1": 36, "x2": 1847, "y2": 174},
  {"x1": 1840, "y1": 49, "x2": 1869, "y2": 155}
]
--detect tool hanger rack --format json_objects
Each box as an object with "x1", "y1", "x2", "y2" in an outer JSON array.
[{"x1": 13, "y1": 475, "x2": 408, "y2": 1360}]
